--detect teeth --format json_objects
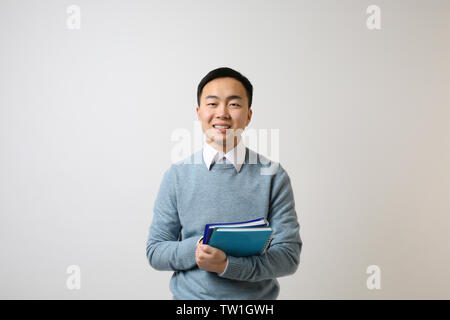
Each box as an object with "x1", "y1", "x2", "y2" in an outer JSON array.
[{"x1": 214, "y1": 125, "x2": 230, "y2": 129}]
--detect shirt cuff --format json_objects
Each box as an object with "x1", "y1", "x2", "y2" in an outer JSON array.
[{"x1": 217, "y1": 258, "x2": 229, "y2": 276}]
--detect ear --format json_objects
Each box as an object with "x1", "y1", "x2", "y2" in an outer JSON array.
[
  {"x1": 246, "y1": 108, "x2": 253, "y2": 126},
  {"x1": 196, "y1": 106, "x2": 200, "y2": 119}
]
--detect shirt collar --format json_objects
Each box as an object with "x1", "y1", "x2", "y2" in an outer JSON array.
[{"x1": 203, "y1": 138, "x2": 246, "y2": 173}]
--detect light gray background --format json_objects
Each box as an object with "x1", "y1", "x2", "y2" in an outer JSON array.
[{"x1": 1, "y1": 0, "x2": 449, "y2": 299}]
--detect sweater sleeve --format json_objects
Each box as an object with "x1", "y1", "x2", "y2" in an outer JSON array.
[
  {"x1": 146, "y1": 165, "x2": 198, "y2": 271},
  {"x1": 218, "y1": 164, "x2": 303, "y2": 282}
]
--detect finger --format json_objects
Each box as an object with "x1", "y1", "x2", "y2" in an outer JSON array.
[
  {"x1": 199, "y1": 244, "x2": 214, "y2": 254},
  {"x1": 204, "y1": 245, "x2": 224, "y2": 258}
]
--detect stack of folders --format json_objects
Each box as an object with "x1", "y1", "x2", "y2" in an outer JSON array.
[{"x1": 202, "y1": 217, "x2": 273, "y2": 257}]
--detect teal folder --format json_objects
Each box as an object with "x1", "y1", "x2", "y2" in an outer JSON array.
[
  {"x1": 207, "y1": 227, "x2": 273, "y2": 257},
  {"x1": 202, "y1": 217, "x2": 268, "y2": 244}
]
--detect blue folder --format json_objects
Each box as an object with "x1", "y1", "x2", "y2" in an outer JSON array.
[
  {"x1": 207, "y1": 227, "x2": 273, "y2": 257},
  {"x1": 202, "y1": 217, "x2": 268, "y2": 244}
]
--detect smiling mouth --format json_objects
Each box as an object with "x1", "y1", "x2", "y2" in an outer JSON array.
[{"x1": 212, "y1": 125, "x2": 230, "y2": 134}]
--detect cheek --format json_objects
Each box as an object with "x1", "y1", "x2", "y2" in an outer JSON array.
[
  {"x1": 235, "y1": 116, "x2": 247, "y2": 127},
  {"x1": 199, "y1": 112, "x2": 212, "y2": 124}
]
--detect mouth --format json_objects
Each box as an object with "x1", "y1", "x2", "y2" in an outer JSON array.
[{"x1": 213, "y1": 124, "x2": 231, "y2": 134}]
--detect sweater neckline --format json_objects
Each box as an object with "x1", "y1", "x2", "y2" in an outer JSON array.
[{"x1": 202, "y1": 147, "x2": 249, "y2": 171}]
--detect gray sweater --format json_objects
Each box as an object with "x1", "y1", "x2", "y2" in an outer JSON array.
[{"x1": 146, "y1": 147, "x2": 302, "y2": 299}]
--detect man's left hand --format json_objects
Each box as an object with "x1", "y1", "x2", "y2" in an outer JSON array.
[{"x1": 195, "y1": 243, "x2": 227, "y2": 274}]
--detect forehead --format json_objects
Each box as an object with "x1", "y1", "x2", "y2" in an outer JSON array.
[{"x1": 201, "y1": 77, "x2": 247, "y2": 99}]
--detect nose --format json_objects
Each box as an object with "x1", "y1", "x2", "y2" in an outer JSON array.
[{"x1": 215, "y1": 103, "x2": 230, "y2": 119}]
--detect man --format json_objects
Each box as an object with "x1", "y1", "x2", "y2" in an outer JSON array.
[{"x1": 146, "y1": 67, "x2": 302, "y2": 299}]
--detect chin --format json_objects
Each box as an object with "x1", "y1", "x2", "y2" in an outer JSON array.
[{"x1": 213, "y1": 136, "x2": 236, "y2": 147}]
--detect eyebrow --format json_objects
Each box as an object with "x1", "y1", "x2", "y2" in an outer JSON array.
[{"x1": 205, "y1": 95, "x2": 243, "y2": 100}]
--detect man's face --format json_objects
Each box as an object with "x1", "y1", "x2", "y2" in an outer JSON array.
[{"x1": 196, "y1": 77, "x2": 252, "y2": 152}]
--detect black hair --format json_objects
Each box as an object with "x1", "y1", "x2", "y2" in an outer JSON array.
[{"x1": 197, "y1": 67, "x2": 253, "y2": 109}]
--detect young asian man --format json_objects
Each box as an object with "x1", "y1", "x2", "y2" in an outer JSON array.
[{"x1": 146, "y1": 67, "x2": 302, "y2": 299}]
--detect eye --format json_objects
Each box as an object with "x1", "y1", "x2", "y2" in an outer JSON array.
[
  {"x1": 207, "y1": 103, "x2": 217, "y2": 106},
  {"x1": 230, "y1": 103, "x2": 240, "y2": 107}
]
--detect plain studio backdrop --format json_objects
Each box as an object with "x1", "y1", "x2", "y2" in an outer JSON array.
[{"x1": 1, "y1": 0, "x2": 449, "y2": 299}]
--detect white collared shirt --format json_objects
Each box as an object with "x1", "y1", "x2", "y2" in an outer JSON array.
[
  {"x1": 200, "y1": 137, "x2": 246, "y2": 275},
  {"x1": 202, "y1": 137, "x2": 246, "y2": 173}
]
